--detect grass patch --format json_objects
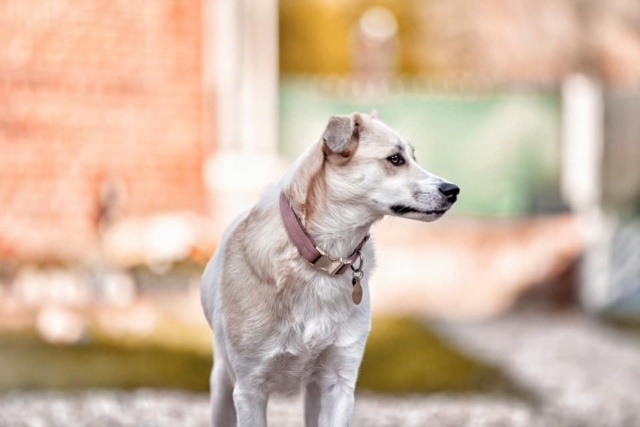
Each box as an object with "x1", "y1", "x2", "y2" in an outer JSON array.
[
  {"x1": 0, "y1": 332, "x2": 212, "y2": 392},
  {"x1": 358, "y1": 316, "x2": 519, "y2": 394},
  {"x1": 0, "y1": 315, "x2": 525, "y2": 397}
]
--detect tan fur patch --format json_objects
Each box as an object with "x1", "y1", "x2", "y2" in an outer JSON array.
[
  {"x1": 220, "y1": 207, "x2": 290, "y2": 354},
  {"x1": 285, "y1": 141, "x2": 325, "y2": 222},
  {"x1": 304, "y1": 164, "x2": 326, "y2": 222}
]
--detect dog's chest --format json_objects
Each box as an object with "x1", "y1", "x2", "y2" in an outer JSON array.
[
  {"x1": 266, "y1": 327, "x2": 335, "y2": 391},
  {"x1": 263, "y1": 280, "x2": 366, "y2": 392},
  {"x1": 290, "y1": 308, "x2": 345, "y2": 353},
  {"x1": 263, "y1": 321, "x2": 348, "y2": 392}
]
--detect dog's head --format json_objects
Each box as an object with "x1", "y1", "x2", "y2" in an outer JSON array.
[{"x1": 320, "y1": 112, "x2": 459, "y2": 222}]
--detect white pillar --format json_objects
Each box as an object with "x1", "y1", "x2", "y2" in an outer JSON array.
[
  {"x1": 562, "y1": 74, "x2": 640, "y2": 317},
  {"x1": 561, "y1": 74, "x2": 603, "y2": 213},
  {"x1": 561, "y1": 74, "x2": 608, "y2": 311},
  {"x1": 203, "y1": 0, "x2": 285, "y2": 229}
]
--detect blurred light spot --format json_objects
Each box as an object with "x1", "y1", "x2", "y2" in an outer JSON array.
[
  {"x1": 37, "y1": 305, "x2": 87, "y2": 344},
  {"x1": 359, "y1": 7, "x2": 398, "y2": 42},
  {"x1": 102, "y1": 273, "x2": 136, "y2": 308}
]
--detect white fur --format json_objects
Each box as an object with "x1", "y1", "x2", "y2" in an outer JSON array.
[{"x1": 201, "y1": 113, "x2": 456, "y2": 426}]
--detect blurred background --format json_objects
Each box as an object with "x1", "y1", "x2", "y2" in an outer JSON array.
[{"x1": 1, "y1": 0, "x2": 640, "y2": 425}]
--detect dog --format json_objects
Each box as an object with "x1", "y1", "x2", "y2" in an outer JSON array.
[{"x1": 200, "y1": 112, "x2": 459, "y2": 426}]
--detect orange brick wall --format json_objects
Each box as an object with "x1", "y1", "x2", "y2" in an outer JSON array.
[{"x1": 0, "y1": 1, "x2": 210, "y2": 260}]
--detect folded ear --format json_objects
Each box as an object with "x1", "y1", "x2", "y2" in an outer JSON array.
[{"x1": 322, "y1": 113, "x2": 363, "y2": 158}]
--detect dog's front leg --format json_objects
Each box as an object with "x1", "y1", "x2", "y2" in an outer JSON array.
[
  {"x1": 304, "y1": 381, "x2": 321, "y2": 427},
  {"x1": 319, "y1": 382, "x2": 355, "y2": 427},
  {"x1": 232, "y1": 384, "x2": 268, "y2": 427},
  {"x1": 317, "y1": 343, "x2": 366, "y2": 427},
  {"x1": 210, "y1": 362, "x2": 236, "y2": 427}
]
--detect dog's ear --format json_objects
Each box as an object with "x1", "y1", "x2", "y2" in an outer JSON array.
[
  {"x1": 371, "y1": 109, "x2": 380, "y2": 120},
  {"x1": 322, "y1": 113, "x2": 363, "y2": 158}
]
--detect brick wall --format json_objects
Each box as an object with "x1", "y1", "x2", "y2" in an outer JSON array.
[{"x1": 0, "y1": 1, "x2": 210, "y2": 260}]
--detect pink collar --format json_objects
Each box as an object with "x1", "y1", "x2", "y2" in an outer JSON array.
[{"x1": 279, "y1": 191, "x2": 369, "y2": 276}]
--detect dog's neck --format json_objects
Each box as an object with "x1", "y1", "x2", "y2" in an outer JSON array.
[
  {"x1": 284, "y1": 143, "x2": 379, "y2": 258},
  {"x1": 303, "y1": 200, "x2": 374, "y2": 259}
]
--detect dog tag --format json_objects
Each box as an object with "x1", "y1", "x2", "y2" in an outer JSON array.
[{"x1": 352, "y1": 277, "x2": 363, "y2": 305}]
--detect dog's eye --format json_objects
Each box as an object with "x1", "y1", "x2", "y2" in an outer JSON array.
[{"x1": 387, "y1": 153, "x2": 405, "y2": 166}]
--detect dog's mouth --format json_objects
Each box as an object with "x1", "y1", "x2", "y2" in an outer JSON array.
[{"x1": 390, "y1": 205, "x2": 448, "y2": 216}]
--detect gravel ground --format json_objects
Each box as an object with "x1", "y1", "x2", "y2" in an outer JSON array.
[
  {"x1": 1, "y1": 310, "x2": 639, "y2": 427},
  {"x1": 0, "y1": 391, "x2": 565, "y2": 427},
  {"x1": 437, "y1": 310, "x2": 640, "y2": 427}
]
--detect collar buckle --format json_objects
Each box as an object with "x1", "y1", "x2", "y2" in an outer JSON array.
[{"x1": 312, "y1": 247, "x2": 351, "y2": 275}]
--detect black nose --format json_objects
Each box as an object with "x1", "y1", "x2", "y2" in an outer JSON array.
[{"x1": 439, "y1": 182, "x2": 460, "y2": 203}]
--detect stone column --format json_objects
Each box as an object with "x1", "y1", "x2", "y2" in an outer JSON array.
[
  {"x1": 203, "y1": 0, "x2": 285, "y2": 229},
  {"x1": 562, "y1": 74, "x2": 640, "y2": 319}
]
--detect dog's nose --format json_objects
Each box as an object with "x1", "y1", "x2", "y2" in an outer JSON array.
[{"x1": 439, "y1": 182, "x2": 460, "y2": 203}]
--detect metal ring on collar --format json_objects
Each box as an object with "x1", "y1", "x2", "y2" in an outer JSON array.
[{"x1": 350, "y1": 250, "x2": 364, "y2": 273}]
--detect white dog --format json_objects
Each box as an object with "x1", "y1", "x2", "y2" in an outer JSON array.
[{"x1": 201, "y1": 112, "x2": 459, "y2": 426}]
